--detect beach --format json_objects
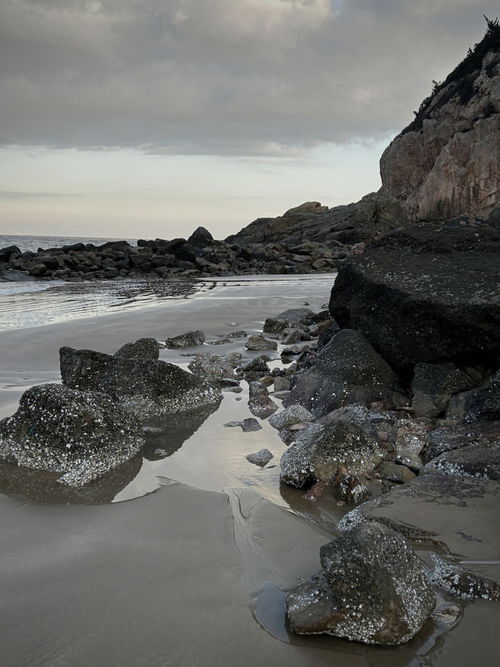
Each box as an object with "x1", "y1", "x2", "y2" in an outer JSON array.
[{"x1": 1, "y1": 274, "x2": 498, "y2": 666}]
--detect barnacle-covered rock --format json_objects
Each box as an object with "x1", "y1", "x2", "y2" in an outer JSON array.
[
  {"x1": 286, "y1": 522, "x2": 435, "y2": 645},
  {"x1": 280, "y1": 420, "x2": 384, "y2": 488},
  {"x1": 60, "y1": 345, "x2": 221, "y2": 417},
  {"x1": 0, "y1": 383, "x2": 144, "y2": 487}
]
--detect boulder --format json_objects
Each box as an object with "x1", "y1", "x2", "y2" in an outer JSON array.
[
  {"x1": 248, "y1": 381, "x2": 278, "y2": 419},
  {"x1": 411, "y1": 362, "x2": 481, "y2": 417},
  {"x1": 268, "y1": 404, "x2": 314, "y2": 430},
  {"x1": 246, "y1": 449, "x2": 273, "y2": 466},
  {"x1": 59, "y1": 346, "x2": 221, "y2": 417},
  {"x1": 429, "y1": 555, "x2": 500, "y2": 601},
  {"x1": 224, "y1": 418, "x2": 262, "y2": 432},
  {"x1": 330, "y1": 223, "x2": 500, "y2": 368},
  {"x1": 187, "y1": 353, "x2": 234, "y2": 381},
  {"x1": 114, "y1": 337, "x2": 160, "y2": 361},
  {"x1": 0, "y1": 384, "x2": 144, "y2": 487},
  {"x1": 284, "y1": 329, "x2": 397, "y2": 417},
  {"x1": 245, "y1": 335, "x2": 277, "y2": 351},
  {"x1": 422, "y1": 443, "x2": 500, "y2": 480},
  {"x1": 446, "y1": 371, "x2": 500, "y2": 423},
  {"x1": 187, "y1": 226, "x2": 213, "y2": 247},
  {"x1": 422, "y1": 421, "x2": 500, "y2": 463},
  {"x1": 280, "y1": 420, "x2": 384, "y2": 488},
  {"x1": 165, "y1": 330, "x2": 206, "y2": 348},
  {"x1": 286, "y1": 522, "x2": 435, "y2": 645}
]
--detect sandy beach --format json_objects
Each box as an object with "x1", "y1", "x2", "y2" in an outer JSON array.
[{"x1": 1, "y1": 276, "x2": 498, "y2": 666}]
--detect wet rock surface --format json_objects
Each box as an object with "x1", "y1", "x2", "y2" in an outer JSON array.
[
  {"x1": 286, "y1": 522, "x2": 435, "y2": 645},
  {"x1": 114, "y1": 337, "x2": 160, "y2": 361},
  {"x1": 280, "y1": 420, "x2": 384, "y2": 489},
  {"x1": 187, "y1": 352, "x2": 234, "y2": 381},
  {"x1": 248, "y1": 381, "x2": 278, "y2": 419},
  {"x1": 165, "y1": 330, "x2": 206, "y2": 348},
  {"x1": 330, "y1": 223, "x2": 500, "y2": 368},
  {"x1": 0, "y1": 384, "x2": 144, "y2": 486},
  {"x1": 284, "y1": 329, "x2": 397, "y2": 417},
  {"x1": 246, "y1": 448, "x2": 274, "y2": 466},
  {"x1": 60, "y1": 345, "x2": 221, "y2": 416}
]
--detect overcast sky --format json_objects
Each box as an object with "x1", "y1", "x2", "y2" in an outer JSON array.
[{"x1": 0, "y1": 0, "x2": 496, "y2": 239}]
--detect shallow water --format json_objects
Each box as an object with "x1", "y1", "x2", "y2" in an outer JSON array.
[{"x1": 0, "y1": 274, "x2": 498, "y2": 666}]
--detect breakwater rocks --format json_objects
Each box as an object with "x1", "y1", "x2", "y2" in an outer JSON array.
[{"x1": 0, "y1": 225, "x2": 348, "y2": 282}]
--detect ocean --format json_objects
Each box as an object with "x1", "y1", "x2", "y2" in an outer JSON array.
[{"x1": 0, "y1": 233, "x2": 137, "y2": 253}]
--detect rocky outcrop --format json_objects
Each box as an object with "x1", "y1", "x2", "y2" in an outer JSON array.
[
  {"x1": 60, "y1": 345, "x2": 221, "y2": 417},
  {"x1": 329, "y1": 222, "x2": 500, "y2": 368},
  {"x1": 380, "y1": 21, "x2": 499, "y2": 222},
  {"x1": 0, "y1": 383, "x2": 144, "y2": 486},
  {"x1": 286, "y1": 522, "x2": 435, "y2": 645}
]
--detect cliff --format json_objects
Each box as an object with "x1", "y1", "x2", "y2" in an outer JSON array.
[{"x1": 228, "y1": 21, "x2": 499, "y2": 245}]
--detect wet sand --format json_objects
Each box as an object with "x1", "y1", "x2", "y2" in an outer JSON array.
[{"x1": 1, "y1": 275, "x2": 499, "y2": 666}]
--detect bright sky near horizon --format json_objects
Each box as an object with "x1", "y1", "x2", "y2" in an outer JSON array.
[{"x1": 0, "y1": 1, "x2": 497, "y2": 240}]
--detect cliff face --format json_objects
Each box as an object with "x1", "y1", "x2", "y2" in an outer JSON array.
[
  {"x1": 229, "y1": 23, "x2": 499, "y2": 246},
  {"x1": 380, "y1": 23, "x2": 499, "y2": 222}
]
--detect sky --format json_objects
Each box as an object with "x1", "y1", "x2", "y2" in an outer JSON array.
[{"x1": 0, "y1": 0, "x2": 497, "y2": 240}]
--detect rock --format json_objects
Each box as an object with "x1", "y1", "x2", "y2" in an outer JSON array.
[
  {"x1": 223, "y1": 386, "x2": 243, "y2": 394},
  {"x1": 429, "y1": 554, "x2": 500, "y2": 601},
  {"x1": 411, "y1": 362, "x2": 480, "y2": 417},
  {"x1": 245, "y1": 335, "x2": 278, "y2": 351},
  {"x1": 268, "y1": 404, "x2": 314, "y2": 430},
  {"x1": 280, "y1": 420, "x2": 384, "y2": 488},
  {"x1": 446, "y1": 371, "x2": 500, "y2": 423},
  {"x1": 188, "y1": 353, "x2": 234, "y2": 381},
  {"x1": 284, "y1": 329, "x2": 397, "y2": 417},
  {"x1": 248, "y1": 381, "x2": 278, "y2": 419},
  {"x1": 316, "y1": 320, "x2": 340, "y2": 350},
  {"x1": 379, "y1": 24, "x2": 499, "y2": 222},
  {"x1": 59, "y1": 346, "x2": 221, "y2": 417},
  {"x1": 273, "y1": 376, "x2": 290, "y2": 392},
  {"x1": 286, "y1": 522, "x2": 435, "y2": 645},
  {"x1": 334, "y1": 474, "x2": 370, "y2": 504},
  {"x1": 263, "y1": 318, "x2": 287, "y2": 334},
  {"x1": 238, "y1": 356, "x2": 269, "y2": 374},
  {"x1": 224, "y1": 418, "x2": 262, "y2": 432},
  {"x1": 422, "y1": 421, "x2": 500, "y2": 463},
  {"x1": 165, "y1": 330, "x2": 206, "y2": 348},
  {"x1": 246, "y1": 448, "x2": 274, "y2": 466},
  {"x1": 330, "y1": 223, "x2": 500, "y2": 368},
  {"x1": 378, "y1": 462, "x2": 416, "y2": 483},
  {"x1": 340, "y1": 473, "x2": 500, "y2": 589},
  {"x1": 276, "y1": 308, "x2": 314, "y2": 325},
  {"x1": 187, "y1": 226, "x2": 213, "y2": 247},
  {"x1": 114, "y1": 337, "x2": 160, "y2": 361},
  {"x1": 422, "y1": 442, "x2": 500, "y2": 480},
  {"x1": 282, "y1": 328, "x2": 302, "y2": 345},
  {"x1": 0, "y1": 383, "x2": 144, "y2": 487}
]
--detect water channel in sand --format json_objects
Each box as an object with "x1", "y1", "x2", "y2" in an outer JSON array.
[{"x1": 0, "y1": 275, "x2": 498, "y2": 666}]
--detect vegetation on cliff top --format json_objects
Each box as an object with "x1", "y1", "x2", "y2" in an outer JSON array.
[{"x1": 403, "y1": 16, "x2": 499, "y2": 134}]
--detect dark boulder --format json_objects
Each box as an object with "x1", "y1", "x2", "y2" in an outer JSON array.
[
  {"x1": 329, "y1": 222, "x2": 500, "y2": 368},
  {"x1": 284, "y1": 329, "x2": 397, "y2": 417},
  {"x1": 411, "y1": 362, "x2": 482, "y2": 418},
  {"x1": 280, "y1": 419, "x2": 384, "y2": 488},
  {"x1": 165, "y1": 330, "x2": 205, "y2": 348},
  {"x1": 286, "y1": 522, "x2": 435, "y2": 645},
  {"x1": 114, "y1": 337, "x2": 160, "y2": 361},
  {"x1": 0, "y1": 383, "x2": 144, "y2": 487},
  {"x1": 59, "y1": 346, "x2": 221, "y2": 417},
  {"x1": 187, "y1": 226, "x2": 214, "y2": 247},
  {"x1": 446, "y1": 371, "x2": 500, "y2": 423}
]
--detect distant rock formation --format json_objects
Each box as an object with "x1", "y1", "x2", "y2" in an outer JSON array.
[{"x1": 228, "y1": 21, "x2": 499, "y2": 245}]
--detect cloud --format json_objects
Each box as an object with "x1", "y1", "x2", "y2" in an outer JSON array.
[{"x1": 0, "y1": 0, "x2": 496, "y2": 156}]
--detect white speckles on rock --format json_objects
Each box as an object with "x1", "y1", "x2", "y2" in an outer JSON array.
[{"x1": 286, "y1": 522, "x2": 435, "y2": 645}]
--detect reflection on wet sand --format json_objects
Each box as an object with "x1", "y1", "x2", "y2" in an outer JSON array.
[{"x1": 0, "y1": 403, "x2": 220, "y2": 504}]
